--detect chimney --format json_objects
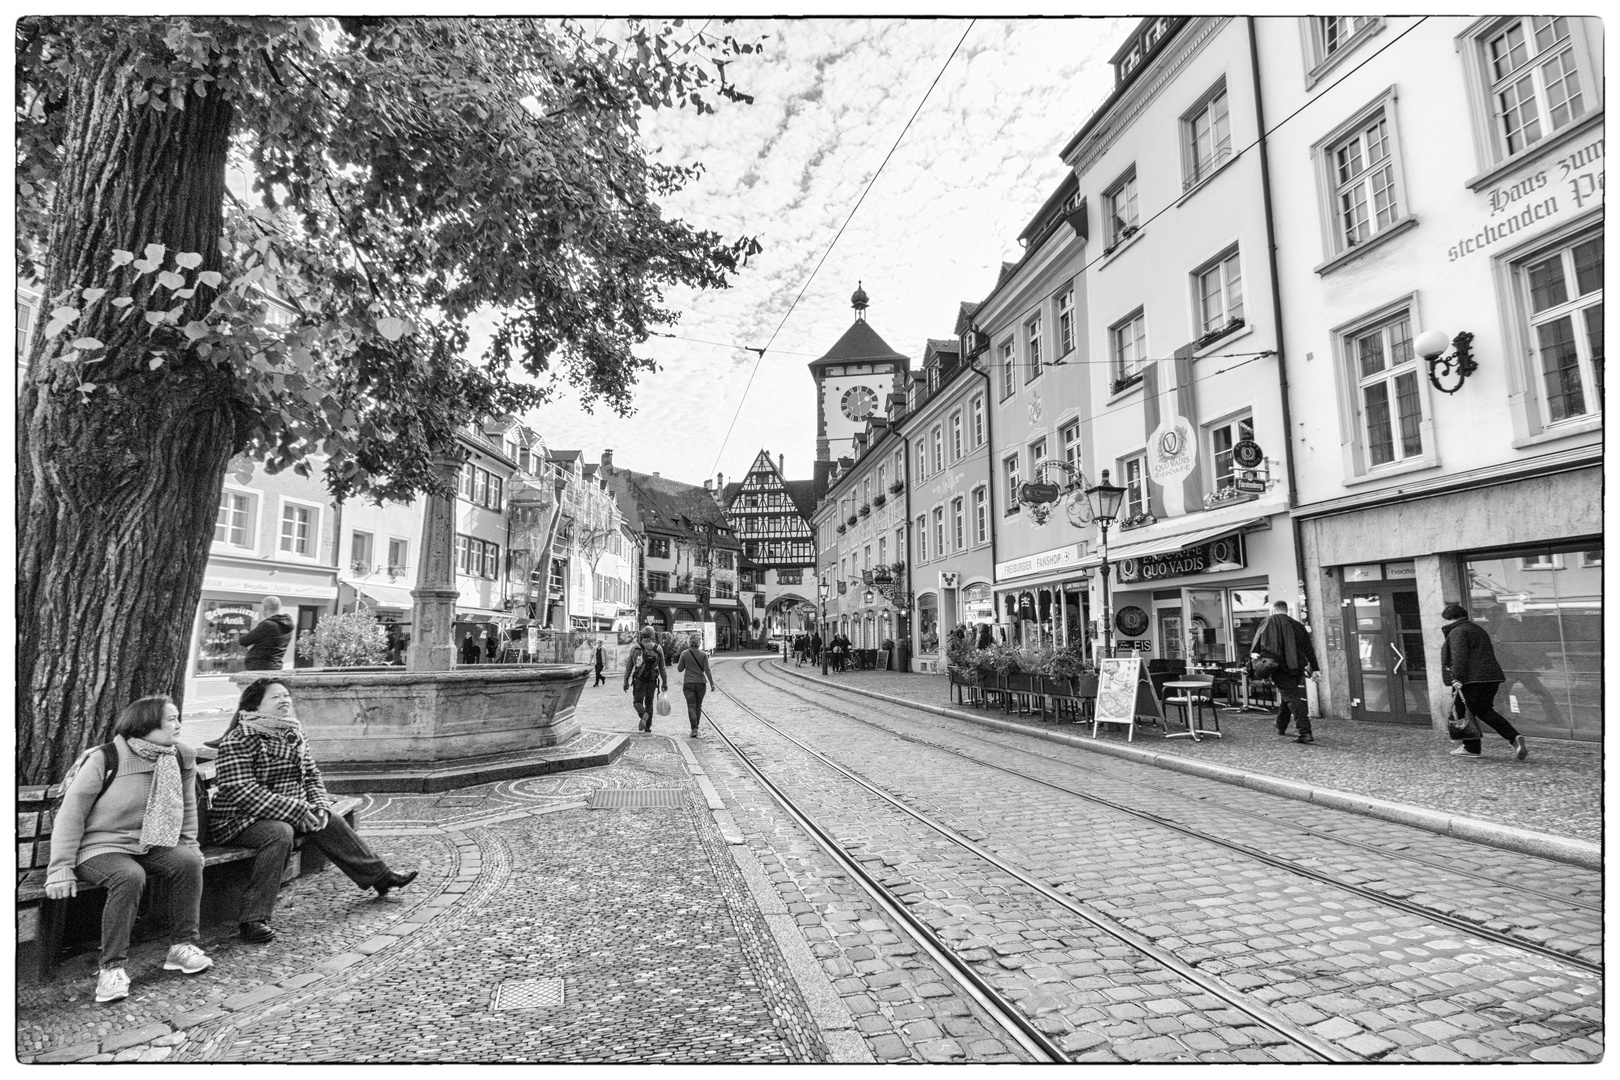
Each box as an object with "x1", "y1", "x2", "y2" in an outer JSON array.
[
  {"x1": 704, "y1": 479, "x2": 712, "y2": 491},
  {"x1": 601, "y1": 449, "x2": 614, "y2": 471},
  {"x1": 653, "y1": 472, "x2": 660, "y2": 478},
  {"x1": 778, "y1": 453, "x2": 784, "y2": 475},
  {"x1": 716, "y1": 472, "x2": 724, "y2": 490}
]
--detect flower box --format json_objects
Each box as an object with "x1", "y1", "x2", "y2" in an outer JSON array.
[
  {"x1": 873, "y1": 493, "x2": 887, "y2": 508},
  {"x1": 859, "y1": 504, "x2": 871, "y2": 517},
  {"x1": 846, "y1": 514, "x2": 859, "y2": 527},
  {"x1": 888, "y1": 481, "x2": 905, "y2": 495}
]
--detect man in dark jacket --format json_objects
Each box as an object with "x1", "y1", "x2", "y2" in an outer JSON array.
[
  {"x1": 1251, "y1": 601, "x2": 1320, "y2": 743},
  {"x1": 1441, "y1": 602, "x2": 1527, "y2": 760},
  {"x1": 238, "y1": 597, "x2": 294, "y2": 671}
]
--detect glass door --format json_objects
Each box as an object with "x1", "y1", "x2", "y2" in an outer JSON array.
[{"x1": 1343, "y1": 586, "x2": 1428, "y2": 724}]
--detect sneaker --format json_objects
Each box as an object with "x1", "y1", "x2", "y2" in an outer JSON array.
[
  {"x1": 1514, "y1": 736, "x2": 1529, "y2": 761},
  {"x1": 240, "y1": 921, "x2": 276, "y2": 943},
  {"x1": 95, "y1": 967, "x2": 130, "y2": 1003},
  {"x1": 1449, "y1": 746, "x2": 1482, "y2": 757},
  {"x1": 163, "y1": 942, "x2": 213, "y2": 974},
  {"x1": 1295, "y1": 735, "x2": 1316, "y2": 744}
]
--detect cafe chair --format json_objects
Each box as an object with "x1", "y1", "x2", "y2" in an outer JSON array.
[{"x1": 1163, "y1": 676, "x2": 1221, "y2": 740}]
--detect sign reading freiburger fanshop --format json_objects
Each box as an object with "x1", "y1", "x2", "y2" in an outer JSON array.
[{"x1": 1115, "y1": 533, "x2": 1246, "y2": 585}]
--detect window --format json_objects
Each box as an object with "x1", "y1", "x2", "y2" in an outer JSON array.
[
  {"x1": 1194, "y1": 248, "x2": 1244, "y2": 336},
  {"x1": 648, "y1": 537, "x2": 671, "y2": 559},
  {"x1": 931, "y1": 425, "x2": 944, "y2": 472},
  {"x1": 455, "y1": 534, "x2": 500, "y2": 579},
  {"x1": 1519, "y1": 232, "x2": 1603, "y2": 424},
  {"x1": 716, "y1": 551, "x2": 734, "y2": 570},
  {"x1": 1061, "y1": 421, "x2": 1082, "y2": 474},
  {"x1": 1208, "y1": 414, "x2": 1255, "y2": 490},
  {"x1": 863, "y1": 545, "x2": 872, "y2": 571},
  {"x1": 279, "y1": 503, "x2": 315, "y2": 557},
  {"x1": 1518, "y1": 552, "x2": 1563, "y2": 570},
  {"x1": 1183, "y1": 81, "x2": 1231, "y2": 189},
  {"x1": 459, "y1": 462, "x2": 504, "y2": 510},
  {"x1": 1056, "y1": 289, "x2": 1075, "y2": 355},
  {"x1": 1319, "y1": 101, "x2": 1409, "y2": 257},
  {"x1": 779, "y1": 568, "x2": 803, "y2": 585},
  {"x1": 1000, "y1": 340, "x2": 1016, "y2": 398},
  {"x1": 647, "y1": 570, "x2": 670, "y2": 592},
  {"x1": 1349, "y1": 311, "x2": 1424, "y2": 466},
  {"x1": 1029, "y1": 437, "x2": 1048, "y2": 474},
  {"x1": 1317, "y1": 16, "x2": 1373, "y2": 60},
  {"x1": 1486, "y1": 18, "x2": 1589, "y2": 157},
  {"x1": 1111, "y1": 309, "x2": 1147, "y2": 383},
  {"x1": 949, "y1": 411, "x2": 963, "y2": 461},
  {"x1": 895, "y1": 527, "x2": 905, "y2": 564},
  {"x1": 877, "y1": 462, "x2": 887, "y2": 490},
  {"x1": 350, "y1": 531, "x2": 374, "y2": 574},
  {"x1": 214, "y1": 490, "x2": 253, "y2": 548},
  {"x1": 1104, "y1": 167, "x2": 1139, "y2": 246},
  {"x1": 1003, "y1": 454, "x2": 1021, "y2": 515},
  {"x1": 952, "y1": 497, "x2": 965, "y2": 549},
  {"x1": 917, "y1": 516, "x2": 928, "y2": 562},
  {"x1": 714, "y1": 580, "x2": 734, "y2": 599},
  {"x1": 862, "y1": 478, "x2": 870, "y2": 506},
  {"x1": 933, "y1": 507, "x2": 946, "y2": 555},
  {"x1": 970, "y1": 395, "x2": 985, "y2": 446},
  {"x1": 878, "y1": 537, "x2": 887, "y2": 566},
  {"x1": 1024, "y1": 313, "x2": 1043, "y2": 383},
  {"x1": 973, "y1": 486, "x2": 988, "y2": 544},
  {"x1": 1121, "y1": 455, "x2": 1148, "y2": 518},
  {"x1": 387, "y1": 537, "x2": 408, "y2": 576}
]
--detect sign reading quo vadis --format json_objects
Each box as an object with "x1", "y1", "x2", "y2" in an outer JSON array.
[{"x1": 1115, "y1": 532, "x2": 1247, "y2": 585}]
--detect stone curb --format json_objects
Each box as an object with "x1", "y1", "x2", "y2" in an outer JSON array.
[{"x1": 773, "y1": 661, "x2": 1601, "y2": 872}]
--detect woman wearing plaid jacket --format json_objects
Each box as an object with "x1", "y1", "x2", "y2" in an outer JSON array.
[{"x1": 212, "y1": 679, "x2": 417, "y2": 943}]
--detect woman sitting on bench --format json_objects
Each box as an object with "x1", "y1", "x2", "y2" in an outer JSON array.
[
  {"x1": 45, "y1": 695, "x2": 214, "y2": 1004},
  {"x1": 212, "y1": 679, "x2": 418, "y2": 945}
]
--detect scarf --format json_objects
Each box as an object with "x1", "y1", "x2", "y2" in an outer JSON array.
[
  {"x1": 125, "y1": 738, "x2": 184, "y2": 850},
  {"x1": 241, "y1": 712, "x2": 305, "y2": 741}
]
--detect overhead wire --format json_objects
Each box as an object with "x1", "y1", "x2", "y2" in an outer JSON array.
[{"x1": 705, "y1": 19, "x2": 978, "y2": 479}]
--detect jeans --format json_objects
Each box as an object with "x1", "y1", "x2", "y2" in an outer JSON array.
[
  {"x1": 593, "y1": 666, "x2": 605, "y2": 686},
  {"x1": 630, "y1": 679, "x2": 661, "y2": 728},
  {"x1": 1458, "y1": 682, "x2": 1520, "y2": 754},
  {"x1": 77, "y1": 845, "x2": 203, "y2": 969},
  {"x1": 1273, "y1": 671, "x2": 1312, "y2": 738},
  {"x1": 682, "y1": 684, "x2": 707, "y2": 729},
  {"x1": 233, "y1": 813, "x2": 389, "y2": 924}
]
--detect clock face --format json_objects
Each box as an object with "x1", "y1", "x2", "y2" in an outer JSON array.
[{"x1": 840, "y1": 385, "x2": 878, "y2": 421}]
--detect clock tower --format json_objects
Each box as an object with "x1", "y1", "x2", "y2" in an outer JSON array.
[{"x1": 808, "y1": 282, "x2": 910, "y2": 494}]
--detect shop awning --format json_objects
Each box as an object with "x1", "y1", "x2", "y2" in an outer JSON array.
[
  {"x1": 342, "y1": 580, "x2": 415, "y2": 612},
  {"x1": 1077, "y1": 517, "x2": 1266, "y2": 567}
]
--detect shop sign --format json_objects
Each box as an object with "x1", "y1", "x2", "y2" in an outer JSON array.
[
  {"x1": 1115, "y1": 533, "x2": 1246, "y2": 585},
  {"x1": 1114, "y1": 605, "x2": 1150, "y2": 636},
  {"x1": 996, "y1": 543, "x2": 1084, "y2": 581},
  {"x1": 1233, "y1": 468, "x2": 1266, "y2": 494},
  {"x1": 1232, "y1": 439, "x2": 1264, "y2": 469},
  {"x1": 1449, "y1": 132, "x2": 1603, "y2": 262},
  {"x1": 1147, "y1": 414, "x2": 1196, "y2": 485},
  {"x1": 202, "y1": 575, "x2": 337, "y2": 599}
]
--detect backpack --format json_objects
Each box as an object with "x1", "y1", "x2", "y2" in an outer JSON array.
[{"x1": 59, "y1": 741, "x2": 214, "y2": 847}]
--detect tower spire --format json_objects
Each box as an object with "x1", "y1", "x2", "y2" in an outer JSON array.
[{"x1": 850, "y1": 280, "x2": 869, "y2": 321}]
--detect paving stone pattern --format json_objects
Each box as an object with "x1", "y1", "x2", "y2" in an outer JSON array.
[{"x1": 709, "y1": 661, "x2": 1602, "y2": 1063}]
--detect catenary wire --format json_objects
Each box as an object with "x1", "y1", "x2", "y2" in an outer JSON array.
[{"x1": 705, "y1": 19, "x2": 978, "y2": 479}]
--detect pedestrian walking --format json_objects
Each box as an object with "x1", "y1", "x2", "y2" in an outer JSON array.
[
  {"x1": 212, "y1": 679, "x2": 417, "y2": 944},
  {"x1": 676, "y1": 632, "x2": 717, "y2": 738},
  {"x1": 975, "y1": 623, "x2": 993, "y2": 650},
  {"x1": 45, "y1": 695, "x2": 213, "y2": 1003},
  {"x1": 1251, "y1": 601, "x2": 1320, "y2": 743},
  {"x1": 1441, "y1": 602, "x2": 1529, "y2": 760},
  {"x1": 237, "y1": 596, "x2": 294, "y2": 671},
  {"x1": 810, "y1": 631, "x2": 823, "y2": 667},
  {"x1": 459, "y1": 635, "x2": 480, "y2": 665},
  {"x1": 593, "y1": 638, "x2": 607, "y2": 686},
  {"x1": 622, "y1": 628, "x2": 668, "y2": 732}
]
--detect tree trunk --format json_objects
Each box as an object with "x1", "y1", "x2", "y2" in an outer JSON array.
[{"x1": 16, "y1": 47, "x2": 239, "y2": 784}]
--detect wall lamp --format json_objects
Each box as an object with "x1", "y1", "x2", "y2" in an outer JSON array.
[{"x1": 1416, "y1": 329, "x2": 1476, "y2": 395}]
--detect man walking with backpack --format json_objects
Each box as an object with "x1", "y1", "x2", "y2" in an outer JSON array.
[
  {"x1": 622, "y1": 628, "x2": 668, "y2": 732},
  {"x1": 1251, "y1": 600, "x2": 1319, "y2": 743}
]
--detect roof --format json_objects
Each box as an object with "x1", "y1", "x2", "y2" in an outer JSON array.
[
  {"x1": 611, "y1": 468, "x2": 738, "y2": 545},
  {"x1": 807, "y1": 318, "x2": 908, "y2": 372},
  {"x1": 547, "y1": 449, "x2": 582, "y2": 462},
  {"x1": 954, "y1": 301, "x2": 979, "y2": 335},
  {"x1": 783, "y1": 479, "x2": 818, "y2": 519},
  {"x1": 926, "y1": 337, "x2": 959, "y2": 357}
]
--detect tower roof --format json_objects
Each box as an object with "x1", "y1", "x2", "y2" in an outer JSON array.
[{"x1": 807, "y1": 318, "x2": 908, "y2": 372}]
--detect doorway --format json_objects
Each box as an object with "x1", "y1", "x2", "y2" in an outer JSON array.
[
  {"x1": 293, "y1": 606, "x2": 321, "y2": 668},
  {"x1": 1343, "y1": 586, "x2": 1428, "y2": 724}
]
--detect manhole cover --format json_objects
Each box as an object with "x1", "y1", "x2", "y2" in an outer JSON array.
[
  {"x1": 587, "y1": 787, "x2": 686, "y2": 809},
  {"x1": 492, "y1": 976, "x2": 565, "y2": 1010}
]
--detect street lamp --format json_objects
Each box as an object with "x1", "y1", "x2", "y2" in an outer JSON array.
[
  {"x1": 818, "y1": 576, "x2": 830, "y2": 675},
  {"x1": 1085, "y1": 469, "x2": 1127, "y2": 660},
  {"x1": 1415, "y1": 328, "x2": 1477, "y2": 395}
]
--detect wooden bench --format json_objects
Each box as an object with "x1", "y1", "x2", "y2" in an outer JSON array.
[{"x1": 17, "y1": 778, "x2": 361, "y2": 982}]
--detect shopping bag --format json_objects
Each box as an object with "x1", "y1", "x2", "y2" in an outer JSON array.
[
  {"x1": 654, "y1": 690, "x2": 672, "y2": 717},
  {"x1": 1446, "y1": 688, "x2": 1481, "y2": 741}
]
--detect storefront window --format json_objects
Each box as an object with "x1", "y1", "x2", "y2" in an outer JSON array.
[
  {"x1": 917, "y1": 593, "x2": 939, "y2": 652},
  {"x1": 961, "y1": 583, "x2": 993, "y2": 627},
  {"x1": 196, "y1": 600, "x2": 258, "y2": 675},
  {"x1": 1466, "y1": 546, "x2": 1599, "y2": 740},
  {"x1": 1187, "y1": 588, "x2": 1230, "y2": 663},
  {"x1": 1230, "y1": 589, "x2": 1271, "y2": 659}
]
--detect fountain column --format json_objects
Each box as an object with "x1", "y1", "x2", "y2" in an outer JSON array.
[{"x1": 408, "y1": 451, "x2": 466, "y2": 673}]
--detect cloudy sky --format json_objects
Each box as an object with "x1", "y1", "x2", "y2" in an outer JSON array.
[{"x1": 496, "y1": 16, "x2": 1133, "y2": 485}]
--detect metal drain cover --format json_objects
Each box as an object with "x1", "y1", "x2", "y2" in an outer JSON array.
[
  {"x1": 492, "y1": 976, "x2": 565, "y2": 1010},
  {"x1": 587, "y1": 787, "x2": 686, "y2": 809}
]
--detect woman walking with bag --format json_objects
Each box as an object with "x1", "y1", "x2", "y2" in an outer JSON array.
[
  {"x1": 1441, "y1": 603, "x2": 1528, "y2": 760},
  {"x1": 46, "y1": 696, "x2": 213, "y2": 1004},
  {"x1": 676, "y1": 632, "x2": 717, "y2": 737}
]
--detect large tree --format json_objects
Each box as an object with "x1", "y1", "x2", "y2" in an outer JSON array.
[{"x1": 15, "y1": 16, "x2": 762, "y2": 783}]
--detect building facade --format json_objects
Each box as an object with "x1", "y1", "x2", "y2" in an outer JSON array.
[
  {"x1": 1258, "y1": 15, "x2": 1603, "y2": 740},
  {"x1": 1059, "y1": 15, "x2": 1299, "y2": 669},
  {"x1": 721, "y1": 450, "x2": 819, "y2": 641}
]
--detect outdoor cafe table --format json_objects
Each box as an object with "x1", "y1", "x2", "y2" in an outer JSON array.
[{"x1": 1162, "y1": 680, "x2": 1221, "y2": 741}]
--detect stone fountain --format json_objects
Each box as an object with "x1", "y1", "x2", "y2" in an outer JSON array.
[{"x1": 234, "y1": 453, "x2": 622, "y2": 793}]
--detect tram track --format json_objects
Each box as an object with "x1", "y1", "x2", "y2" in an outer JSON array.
[
  {"x1": 740, "y1": 657, "x2": 1601, "y2": 976},
  {"x1": 702, "y1": 675, "x2": 1352, "y2": 1063}
]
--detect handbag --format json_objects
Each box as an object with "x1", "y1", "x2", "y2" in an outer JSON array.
[
  {"x1": 1447, "y1": 688, "x2": 1482, "y2": 741},
  {"x1": 1250, "y1": 654, "x2": 1279, "y2": 680},
  {"x1": 654, "y1": 689, "x2": 672, "y2": 717}
]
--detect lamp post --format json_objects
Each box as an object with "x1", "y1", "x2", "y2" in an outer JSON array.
[
  {"x1": 818, "y1": 576, "x2": 830, "y2": 676},
  {"x1": 1084, "y1": 469, "x2": 1127, "y2": 660}
]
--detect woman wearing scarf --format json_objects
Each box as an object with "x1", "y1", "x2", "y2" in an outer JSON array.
[
  {"x1": 45, "y1": 696, "x2": 213, "y2": 1004},
  {"x1": 213, "y1": 679, "x2": 417, "y2": 944}
]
